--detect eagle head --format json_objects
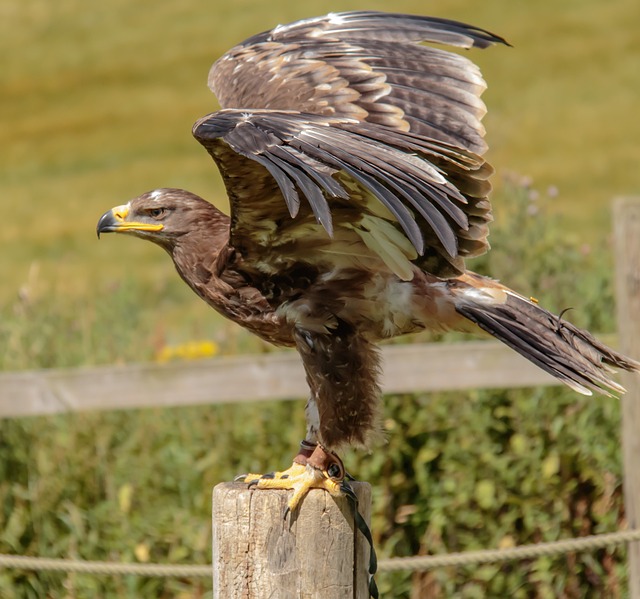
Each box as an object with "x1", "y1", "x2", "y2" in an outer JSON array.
[{"x1": 97, "y1": 188, "x2": 227, "y2": 250}]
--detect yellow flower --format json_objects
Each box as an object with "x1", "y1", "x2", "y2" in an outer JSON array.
[
  {"x1": 134, "y1": 543, "x2": 150, "y2": 563},
  {"x1": 155, "y1": 340, "x2": 219, "y2": 363}
]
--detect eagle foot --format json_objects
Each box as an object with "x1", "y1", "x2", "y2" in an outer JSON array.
[{"x1": 236, "y1": 441, "x2": 345, "y2": 512}]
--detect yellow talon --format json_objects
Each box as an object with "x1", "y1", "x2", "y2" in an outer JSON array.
[
  {"x1": 242, "y1": 462, "x2": 307, "y2": 485},
  {"x1": 237, "y1": 443, "x2": 345, "y2": 511}
]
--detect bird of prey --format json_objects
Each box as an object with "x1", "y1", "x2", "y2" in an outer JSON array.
[{"x1": 97, "y1": 11, "x2": 639, "y2": 510}]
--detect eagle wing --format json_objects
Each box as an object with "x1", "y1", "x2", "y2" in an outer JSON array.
[
  {"x1": 195, "y1": 12, "x2": 507, "y2": 279},
  {"x1": 208, "y1": 11, "x2": 507, "y2": 154}
]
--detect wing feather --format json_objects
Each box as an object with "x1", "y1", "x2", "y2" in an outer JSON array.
[
  {"x1": 366, "y1": 168, "x2": 459, "y2": 257},
  {"x1": 327, "y1": 12, "x2": 504, "y2": 47},
  {"x1": 264, "y1": 150, "x2": 334, "y2": 235},
  {"x1": 195, "y1": 11, "x2": 505, "y2": 277},
  {"x1": 290, "y1": 128, "x2": 463, "y2": 256},
  {"x1": 302, "y1": 137, "x2": 458, "y2": 255},
  {"x1": 249, "y1": 153, "x2": 301, "y2": 218},
  {"x1": 209, "y1": 11, "x2": 508, "y2": 154},
  {"x1": 269, "y1": 145, "x2": 349, "y2": 200},
  {"x1": 333, "y1": 159, "x2": 425, "y2": 254},
  {"x1": 194, "y1": 109, "x2": 491, "y2": 276},
  {"x1": 313, "y1": 133, "x2": 470, "y2": 227}
]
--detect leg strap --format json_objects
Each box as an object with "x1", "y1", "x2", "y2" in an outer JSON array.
[
  {"x1": 307, "y1": 444, "x2": 346, "y2": 482},
  {"x1": 293, "y1": 440, "x2": 317, "y2": 465}
]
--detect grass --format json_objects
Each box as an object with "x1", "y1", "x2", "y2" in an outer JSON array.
[{"x1": 1, "y1": 0, "x2": 639, "y2": 312}]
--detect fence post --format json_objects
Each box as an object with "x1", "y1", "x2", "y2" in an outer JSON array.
[
  {"x1": 614, "y1": 197, "x2": 640, "y2": 599},
  {"x1": 212, "y1": 481, "x2": 372, "y2": 598}
]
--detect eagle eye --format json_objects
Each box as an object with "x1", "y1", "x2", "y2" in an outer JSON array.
[{"x1": 146, "y1": 208, "x2": 167, "y2": 219}]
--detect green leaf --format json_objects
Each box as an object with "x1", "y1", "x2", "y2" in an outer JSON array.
[
  {"x1": 541, "y1": 453, "x2": 560, "y2": 479},
  {"x1": 475, "y1": 479, "x2": 496, "y2": 510}
]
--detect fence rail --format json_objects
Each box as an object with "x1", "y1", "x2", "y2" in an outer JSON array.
[{"x1": 0, "y1": 339, "x2": 572, "y2": 419}]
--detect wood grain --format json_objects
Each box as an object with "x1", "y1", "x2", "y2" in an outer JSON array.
[
  {"x1": 212, "y1": 482, "x2": 372, "y2": 598},
  {"x1": 614, "y1": 198, "x2": 640, "y2": 599}
]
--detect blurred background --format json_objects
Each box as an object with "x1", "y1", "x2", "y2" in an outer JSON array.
[{"x1": 1, "y1": 0, "x2": 639, "y2": 596}]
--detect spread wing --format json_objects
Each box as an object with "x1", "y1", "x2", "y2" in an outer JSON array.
[
  {"x1": 194, "y1": 110, "x2": 492, "y2": 279},
  {"x1": 195, "y1": 11, "x2": 507, "y2": 279},
  {"x1": 209, "y1": 11, "x2": 508, "y2": 154}
]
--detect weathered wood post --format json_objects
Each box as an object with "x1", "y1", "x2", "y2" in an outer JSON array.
[
  {"x1": 212, "y1": 482, "x2": 372, "y2": 598},
  {"x1": 614, "y1": 197, "x2": 640, "y2": 599}
]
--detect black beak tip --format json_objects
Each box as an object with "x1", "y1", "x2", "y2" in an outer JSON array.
[{"x1": 96, "y1": 210, "x2": 115, "y2": 239}]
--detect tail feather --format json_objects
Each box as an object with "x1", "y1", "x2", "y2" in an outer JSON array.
[{"x1": 453, "y1": 276, "x2": 640, "y2": 396}]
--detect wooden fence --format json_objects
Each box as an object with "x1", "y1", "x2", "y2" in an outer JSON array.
[
  {"x1": 0, "y1": 339, "x2": 563, "y2": 419},
  {"x1": 0, "y1": 198, "x2": 639, "y2": 595},
  {"x1": 614, "y1": 198, "x2": 640, "y2": 597}
]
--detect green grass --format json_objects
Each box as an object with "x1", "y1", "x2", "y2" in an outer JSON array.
[{"x1": 1, "y1": 0, "x2": 639, "y2": 310}]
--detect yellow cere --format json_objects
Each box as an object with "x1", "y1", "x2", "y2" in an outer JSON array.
[{"x1": 112, "y1": 204, "x2": 130, "y2": 221}]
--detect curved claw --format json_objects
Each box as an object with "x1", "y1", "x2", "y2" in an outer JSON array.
[{"x1": 234, "y1": 443, "x2": 346, "y2": 512}]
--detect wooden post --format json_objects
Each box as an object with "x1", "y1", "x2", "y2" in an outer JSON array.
[
  {"x1": 212, "y1": 482, "x2": 372, "y2": 598},
  {"x1": 614, "y1": 198, "x2": 640, "y2": 599}
]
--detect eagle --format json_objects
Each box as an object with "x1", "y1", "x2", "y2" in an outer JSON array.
[{"x1": 97, "y1": 11, "x2": 639, "y2": 510}]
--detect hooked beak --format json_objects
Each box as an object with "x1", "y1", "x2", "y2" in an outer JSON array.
[{"x1": 96, "y1": 204, "x2": 163, "y2": 238}]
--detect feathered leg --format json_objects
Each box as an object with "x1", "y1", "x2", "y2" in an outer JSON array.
[
  {"x1": 304, "y1": 393, "x2": 320, "y2": 445},
  {"x1": 238, "y1": 321, "x2": 381, "y2": 510}
]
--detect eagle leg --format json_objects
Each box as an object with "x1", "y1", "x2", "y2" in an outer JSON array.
[{"x1": 237, "y1": 441, "x2": 345, "y2": 511}]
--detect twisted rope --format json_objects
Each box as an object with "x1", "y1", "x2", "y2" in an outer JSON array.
[
  {"x1": 377, "y1": 528, "x2": 640, "y2": 572},
  {"x1": 0, "y1": 555, "x2": 210, "y2": 577},
  {"x1": 0, "y1": 529, "x2": 638, "y2": 577}
]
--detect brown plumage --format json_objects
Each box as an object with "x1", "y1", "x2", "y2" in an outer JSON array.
[{"x1": 98, "y1": 12, "x2": 638, "y2": 462}]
